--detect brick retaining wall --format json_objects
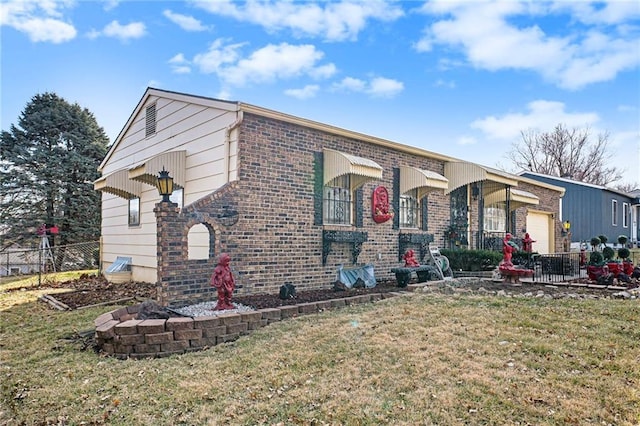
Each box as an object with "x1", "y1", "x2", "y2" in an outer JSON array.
[{"x1": 95, "y1": 291, "x2": 405, "y2": 360}]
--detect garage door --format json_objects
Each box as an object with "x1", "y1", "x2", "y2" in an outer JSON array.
[{"x1": 526, "y1": 211, "x2": 551, "y2": 254}]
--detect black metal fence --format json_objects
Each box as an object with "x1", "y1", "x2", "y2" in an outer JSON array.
[{"x1": 527, "y1": 252, "x2": 587, "y2": 283}]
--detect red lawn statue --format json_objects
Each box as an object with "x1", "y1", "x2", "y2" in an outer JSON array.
[
  {"x1": 403, "y1": 249, "x2": 420, "y2": 267},
  {"x1": 211, "y1": 253, "x2": 235, "y2": 310}
]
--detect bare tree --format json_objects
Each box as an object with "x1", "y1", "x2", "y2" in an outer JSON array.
[{"x1": 507, "y1": 124, "x2": 623, "y2": 186}]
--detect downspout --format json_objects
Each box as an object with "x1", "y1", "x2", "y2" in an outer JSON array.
[{"x1": 224, "y1": 110, "x2": 244, "y2": 183}]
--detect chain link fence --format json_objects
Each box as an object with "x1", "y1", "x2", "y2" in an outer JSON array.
[{"x1": 1, "y1": 240, "x2": 100, "y2": 279}]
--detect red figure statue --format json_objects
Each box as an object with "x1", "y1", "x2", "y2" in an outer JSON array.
[
  {"x1": 372, "y1": 186, "x2": 393, "y2": 223},
  {"x1": 211, "y1": 253, "x2": 235, "y2": 310},
  {"x1": 502, "y1": 233, "x2": 517, "y2": 266},
  {"x1": 403, "y1": 249, "x2": 420, "y2": 267},
  {"x1": 522, "y1": 233, "x2": 535, "y2": 253}
]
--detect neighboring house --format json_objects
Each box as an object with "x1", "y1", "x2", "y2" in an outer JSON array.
[
  {"x1": 519, "y1": 171, "x2": 639, "y2": 247},
  {"x1": 95, "y1": 88, "x2": 564, "y2": 306}
]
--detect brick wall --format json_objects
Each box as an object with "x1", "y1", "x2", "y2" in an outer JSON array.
[{"x1": 154, "y1": 113, "x2": 562, "y2": 307}]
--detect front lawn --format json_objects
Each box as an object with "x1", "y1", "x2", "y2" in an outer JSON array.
[{"x1": 1, "y1": 288, "x2": 638, "y2": 425}]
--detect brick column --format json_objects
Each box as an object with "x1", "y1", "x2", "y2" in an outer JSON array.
[{"x1": 154, "y1": 201, "x2": 181, "y2": 306}]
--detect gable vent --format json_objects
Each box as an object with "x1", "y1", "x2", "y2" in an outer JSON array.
[{"x1": 145, "y1": 103, "x2": 156, "y2": 137}]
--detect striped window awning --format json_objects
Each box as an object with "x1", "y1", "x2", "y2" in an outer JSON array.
[
  {"x1": 94, "y1": 169, "x2": 142, "y2": 199},
  {"x1": 444, "y1": 161, "x2": 518, "y2": 194},
  {"x1": 484, "y1": 188, "x2": 539, "y2": 210},
  {"x1": 399, "y1": 166, "x2": 448, "y2": 199},
  {"x1": 323, "y1": 148, "x2": 383, "y2": 190},
  {"x1": 129, "y1": 150, "x2": 186, "y2": 188}
]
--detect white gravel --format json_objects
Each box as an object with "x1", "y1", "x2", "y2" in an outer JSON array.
[{"x1": 172, "y1": 301, "x2": 255, "y2": 317}]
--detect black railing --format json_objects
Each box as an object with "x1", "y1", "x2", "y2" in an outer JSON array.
[{"x1": 529, "y1": 252, "x2": 587, "y2": 283}]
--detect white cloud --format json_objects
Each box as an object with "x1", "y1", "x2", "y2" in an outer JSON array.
[
  {"x1": 415, "y1": 1, "x2": 640, "y2": 90},
  {"x1": 332, "y1": 75, "x2": 404, "y2": 98},
  {"x1": 457, "y1": 136, "x2": 476, "y2": 146},
  {"x1": 285, "y1": 85, "x2": 320, "y2": 99},
  {"x1": 0, "y1": 0, "x2": 76, "y2": 43},
  {"x1": 193, "y1": 0, "x2": 403, "y2": 42},
  {"x1": 551, "y1": 0, "x2": 640, "y2": 26},
  {"x1": 102, "y1": 20, "x2": 146, "y2": 41},
  {"x1": 434, "y1": 79, "x2": 456, "y2": 89},
  {"x1": 471, "y1": 100, "x2": 600, "y2": 141},
  {"x1": 192, "y1": 40, "x2": 336, "y2": 89},
  {"x1": 168, "y1": 53, "x2": 191, "y2": 74},
  {"x1": 333, "y1": 77, "x2": 367, "y2": 92},
  {"x1": 368, "y1": 77, "x2": 404, "y2": 97},
  {"x1": 163, "y1": 9, "x2": 208, "y2": 32}
]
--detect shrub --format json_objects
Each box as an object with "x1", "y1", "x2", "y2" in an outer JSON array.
[
  {"x1": 618, "y1": 235, "x2": 628, "y2": 246},
  {"x1": 589, "y1": 251, "x2": 604, "y2": 265},
  {"x1": 590, "y1": 237, "x2": 601, "y2": 250},
  {"x1": 441, "y1": 249, "x2": 502, "y2": 271},
  {"x1": 602, "y1": 246, "x2": 615, "y2": 261},
  {"x1": 618, "y1": 247, "x2": 630, "y2": 260},
  {"x1": 598, "y1": 234, "x2": 609, "y2": 246}
]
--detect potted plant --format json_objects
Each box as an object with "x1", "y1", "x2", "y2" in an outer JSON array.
[
  {"x1": 586, "y1": 251, "x2": 607, "y2": 281},
  {"x1": 602, "y1": 246, "x2": 621, "y2": 277},
  {"x1": 618, "y1": 247, "x2": 634, "y2": 275}
]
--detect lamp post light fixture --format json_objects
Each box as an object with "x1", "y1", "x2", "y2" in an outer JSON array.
[{"x1": 157, "y1": 167, "x2": 174, "y2": 202}]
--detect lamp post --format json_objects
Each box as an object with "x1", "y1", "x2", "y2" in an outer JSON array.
[{"x1": 157, "y1": 167, "x2": 174, "y2": 202}]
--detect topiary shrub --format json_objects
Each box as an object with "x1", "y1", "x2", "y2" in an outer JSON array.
[
  {"x1": 590, "y1": 237, "x2": 601, "y2": 250},
  {"x1": 589, "y1": 251, "x2": 604, "y2": 265},
  {"x1": 598, "y1": 234, "x2": 608, "y2": 246},
  {"x1": 602, "y1": 246, "x2": 615, "y2": 261},
  {"x1": 618, "y1": 235, "x2": 628, "y2": 246},
  {"x1": 618, "y1": 247, "x2": 630, "y2": 261}
]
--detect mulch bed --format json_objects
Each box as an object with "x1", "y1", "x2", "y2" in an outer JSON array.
[{"x1": 13, "y1": 273, "x2": 638, "y2": 311}]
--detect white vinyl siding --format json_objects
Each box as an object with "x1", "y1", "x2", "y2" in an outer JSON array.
[{"x1": 99, "y1": 94, "x2": 239, "y2": 282}]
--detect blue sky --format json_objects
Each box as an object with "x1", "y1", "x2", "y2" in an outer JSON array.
[{"x1": 2, "y1": 0, "x2": 639, "y2": 186}]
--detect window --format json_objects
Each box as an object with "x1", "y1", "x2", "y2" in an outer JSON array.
[
  {"x1": 170, "y1": 188, "x2": 183, "y2": 209},
  {"x1": 484, "y1": 203, "x2": 506, "y2": 232},
  {"x1": 623, "y1": 203, "x2": 629, "y2": 228},
  {"x1": 612, "y1": 200, "x2": 618, "y2": 226},
  {"x1": 128, "y1": 198, "x2": 140, "y2": 226},
  {"x1": 399, "y1": 189, "x2": 419, "y2": 228},
  {"x1": 145, "y1": 103, "x2": 156, "y2": 137},
  {"x1": 323, "y1": 175, "x2": 352, "y2": 225}
]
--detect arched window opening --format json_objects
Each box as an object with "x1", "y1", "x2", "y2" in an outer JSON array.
[{"x1": 188, "y1": 223, "x2": 212, "y2": 260}]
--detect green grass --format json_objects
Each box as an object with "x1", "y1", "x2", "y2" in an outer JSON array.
[{"x1": 1, "y1": 288, "x2": 639, "y2": 425}]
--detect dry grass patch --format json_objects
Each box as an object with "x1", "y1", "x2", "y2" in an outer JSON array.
[{"x1": 1, "y1": 293, "x2": 638, "y2": 425}]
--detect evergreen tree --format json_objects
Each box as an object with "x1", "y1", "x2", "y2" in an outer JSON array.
[{"x1": 0, "y1": 93, "x2": 109, "y2": 248}]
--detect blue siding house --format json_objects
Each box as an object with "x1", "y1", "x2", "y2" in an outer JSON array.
[{"x1": 519, "y1": 172, "x2": 639, "y2": 248}]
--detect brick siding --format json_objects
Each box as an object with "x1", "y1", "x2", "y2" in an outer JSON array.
[{"x1": 154, "y1": 113, "x2": 561, "y2": 307}]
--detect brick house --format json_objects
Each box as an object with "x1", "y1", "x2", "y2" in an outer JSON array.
[{"x1": 95, "y1": 88, "x2": 564, "y2": 306}]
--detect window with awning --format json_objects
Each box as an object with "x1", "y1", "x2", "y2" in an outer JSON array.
[
  {"x1": 399, "y1": 166, "x2": 448, "y2": 199},
  {"x1": 398, "y1": 166, "x2": 448, "y2": 229},
  {"x1": 94, "y1": 169, "x2": 141, "y2": 199},
  {"x1": 322, "y1": 148, "x2": 382, "y2": 225},
  {"x1": 323, "y1": 148, "x2": 382, "y2": 191},
  {"x1": 129, "y1": 150, "x2": 186, "y2": 188}
]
